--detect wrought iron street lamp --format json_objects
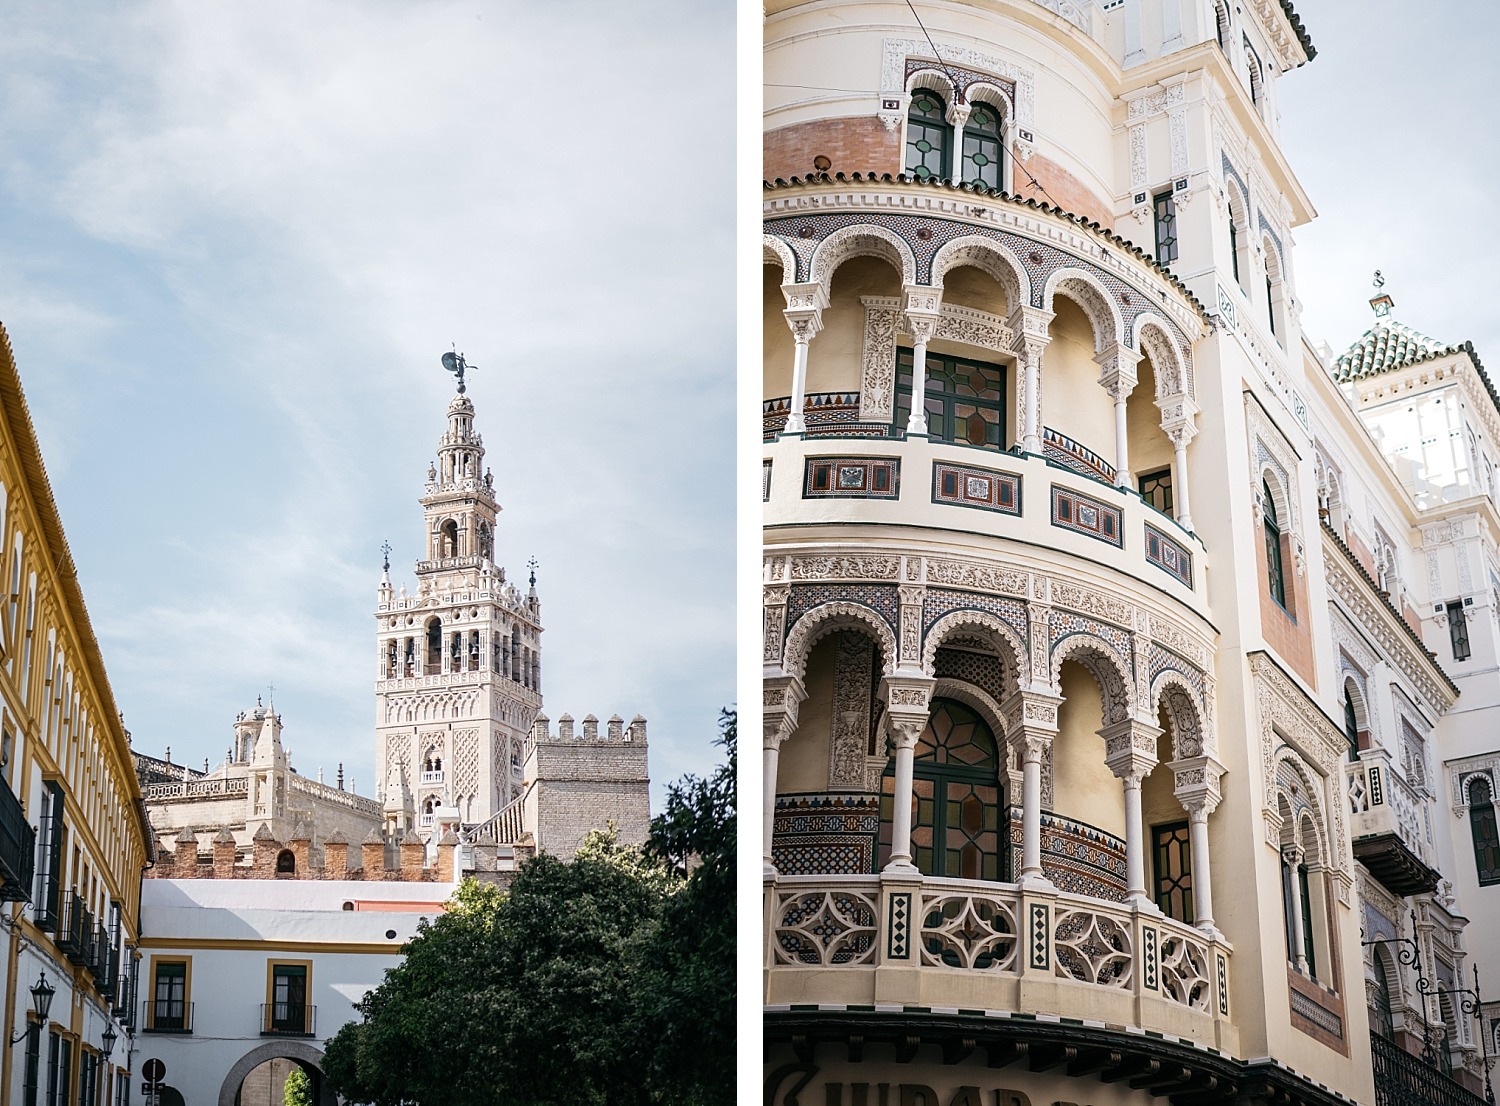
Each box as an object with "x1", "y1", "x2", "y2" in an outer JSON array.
[{"x1": 9, "y1": 974, "x2": 54, "y2": 1045}]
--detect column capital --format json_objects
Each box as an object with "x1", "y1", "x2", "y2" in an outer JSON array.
[
  {"x1": 887, "y1": 713, "x2": 928, "y2": 751},
  {"x1": 1007, "y1": 306, "x2": 1054, "y2": 355},
  {"x1": 1170, "y1": 753, "x2": 1225, "y2": 813},
  {"x1": 763, "y1": 675, "x2": 807, "y2": 748},
  {"x1": 1159, "y1": 393, "x2": 1199, "y2": 439},
  {"x1": 783, "y1": 281, "x2": 828, "y2": 341},
  {"x1": 1100, "y1": 718, "x2": 1160, "y2": 780},
  {"x1": 1094, "y1": 342, "x2": 1141, "y2": 395}
]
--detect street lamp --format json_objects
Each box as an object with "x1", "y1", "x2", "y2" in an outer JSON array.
[
  {"x1": 100, "y1": 1023, "x2": 116, "y2": 1060},
  {"x1": 9, "y1": 974, "x2": 54, "y2": 1045}
]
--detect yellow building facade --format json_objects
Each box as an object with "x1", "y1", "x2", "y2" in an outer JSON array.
[{"x1": 0, "y1": 323, "x2": 152, "y2": 1105}]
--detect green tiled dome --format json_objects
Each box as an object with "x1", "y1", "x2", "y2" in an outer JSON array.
[{"x1": 1332, "y1": 318, "x2": 1463, "y2": 382}]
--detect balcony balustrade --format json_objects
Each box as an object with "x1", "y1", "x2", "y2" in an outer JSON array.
[
  {"x1": 0, "y1": 778, "x2": 34, "y2": 902},
  {"x1": 420, "y1": 770, "x2": 444, "y2": 785},
  {"x1": 1346, "y1": 750, "x2": 1441, "y2": 895},
  {"x1": 56, "y1": 891, "x2": 92, "y2": 965},
  {"x1": 261, "y1": 1003, "x2": 316, "y2": 1037},
  {"x1": 763, "y1": 434, "x2": 1202, "y2": 601},
  {"x1": 142, "y1": 1000, "x2": 193, "y2": 1034},
  {"x1": 766, "y1": 873, "x2": 1235, "y2": 1052}
]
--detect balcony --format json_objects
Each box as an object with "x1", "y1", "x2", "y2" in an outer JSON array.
[
  {"x1": 421, "y1": 770, "x2": 444, "y2": 786},
  {"x1": 1372, "y1": 1031, "x2": 1489, "y2": 1106},
  {"x1": 142, "y1": 1000, "x2": 193, "y2": 1034},
  {"x1": 763, "y1": 434, "x2": 1204, "y2": 602},
  {"x1": 0, "y1": 778, "x2": 34, "y2": 902},
  {"x1": 766, "y1": 873, "x2": 1236, "y2": 1052},
  {"x1": 262, "y1": 1003, "x2": 316, "y2": 1037},
  {"x1": 1346, "y1": 750, "x2": 1441, "y2": 896},
  {"x1": 55, "y1": 892, "x2": 92, "y2": 965}
]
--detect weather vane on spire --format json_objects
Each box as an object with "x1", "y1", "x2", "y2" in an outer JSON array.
[
  {"x1": 381, "y1": 540, "x2": 391, "y2": 572},
  {"x1": 1370, "y1": 270, "x2": 1394, "y2": 318},
  {"x1": 1373, "y1": 269, "x2": 1385, "y2": 290},
  {"x1": 527, "y1": 556, "x2": 539, "y2": 587},
  {"x1": 441, "y1": 347, "x2": 476, "y2": 394}
]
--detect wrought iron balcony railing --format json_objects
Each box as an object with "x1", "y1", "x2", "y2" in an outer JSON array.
[
  {"x1": 1372, "y1": 1030, "x2": 1490, "y2": 1106},
  {"x1": 142, "y1": 999, "x2": 193, "y2": 1034},
  {"x1": 56, "y1": 891, "x2": 92, "y2": 965},
  {"x1": 261, "y1": 1003, "x2": 316, "y2": 1037},
  {"x1": 0, "y1": 778, "x2": 34, "y2": 903}
]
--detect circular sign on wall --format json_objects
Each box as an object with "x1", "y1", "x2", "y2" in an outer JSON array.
[{"x1": 143, "y1": 1058, "x2": 166, "y2": 1082}]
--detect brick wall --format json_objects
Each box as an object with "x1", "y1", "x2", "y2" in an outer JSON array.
[
  {"x1": 1010, "y1": 150, "x2": 1114, "y2": 230},
  {"x1": 765, "y1": 118, "x2": 901, "y2": 181}
]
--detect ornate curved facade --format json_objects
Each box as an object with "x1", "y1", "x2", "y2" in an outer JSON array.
[{"x1": 764, "y1": 4, "x2": 1500, "y2": 1106}]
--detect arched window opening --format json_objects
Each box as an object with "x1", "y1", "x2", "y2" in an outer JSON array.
[
  {"x1": 1280, "y1": 848, "x2": 1316, "y2": 977},
  {"x1": 879, "y1": 698, "x2": 1003, "y2": 881},
  {"x1": 1263, "y1": 480, "x2": 1287, "y2": 609},
  {"x1": 1469, "y1": 777, "x2": 1500, "y2": 885},
  {"x1": 440, "y1": 520, "x2": 459, "y2": 558},
  {"x1": 478, "y1": 522, "x2": 493, "y2": 562},
  {"x1": 1370, "y1": 947, "x2": 1396, "y2": 1040},
  {"x1": 1214, "y1": 1, "x2": 1230, "y2": 48},
  {"x1": 1225, "y1": 184, "x2": 1248, "y2": 287},
  {"x1": 906, "y1": 88, "x2": 950, "y2": 181},
  {"x1": 961, "y1": 102, "x2": 1003, "y2": 190},
  {"x1": 894, "y1": 347, "x2": 1006, "y2": 449},
  {"x1": 1244, "y1": 39, "x2": 1264, "y2": 106},
  {"x1": 1342, "y1": 683, "x2": 1365, "y2": 761},
  {"x1": 275, "y1": 849, "x2": 295, "y2": 874},
  {"x1": 424, "y1": 618, "x2": 443, "y2": 675}
]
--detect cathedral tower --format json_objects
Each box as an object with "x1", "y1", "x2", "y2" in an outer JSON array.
[{"x1": 374, "y1": 378, "x2": 543, "y2": 839}]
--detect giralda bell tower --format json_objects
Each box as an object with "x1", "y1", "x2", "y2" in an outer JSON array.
[{"x1": 373, "y1": 354, "x2": 543, "y2": 839}]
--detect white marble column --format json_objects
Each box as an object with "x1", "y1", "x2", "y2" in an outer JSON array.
[
  {"x1": 762, "y1": 675, "x2": 806, "y2": 878},
  {"x1": 1096, "y1": 344, "x2": 1140, "y2": 488},
  {"x1": 1008, "y1": 307, "x2": 1053, "y2": 455},
  {"x1": 884, "y1": 715, "x2": 926, "y2": 874},
  {"x1": 763, "y1": 726, "x2": 788, "y2": 876},
  {"x1": 1103, "y1": 718, "x2": 1160, "y2": 909},
  {"x1": 1284, "y1": 844, "x2": 1309, "y2": 974},
  {"x1": 1160, "y1": 399, "x2": 1198, "y2": 531},
  {"x1": 781, "y1": 282, "x2": 827, "y2": 436},
  {"x1": 903, "y1": 287, "x2": 942, "y2": 437},
  {"x1": 1187, "y1": 803, "x2": 1216, "y2": 928},
  {"x1": 1019, "y1": 735, "x2": 1048, "y2": 883}
]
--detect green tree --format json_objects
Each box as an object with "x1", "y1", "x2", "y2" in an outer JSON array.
[
  {"x1": 323, "y1": 712, "x2": 736, "y2": 1106},
  {"x1": 638, "y1": 709, "x2": 736, "y2": 1105},
  {"x1": 282, "y1": 1066, "x2": 313, "y2": 1106}
]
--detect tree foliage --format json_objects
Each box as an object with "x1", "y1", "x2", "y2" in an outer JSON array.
[
  {"x1": 323, "y1": 711, "x2": 736, "y2": 1106},
  {"x1": 282, "y1": 1066, "x2": 313, "y2": 1106}
]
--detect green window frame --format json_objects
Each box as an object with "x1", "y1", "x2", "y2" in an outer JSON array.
[
  {"x1": 1151, "y1": 822, "x2": 1193, "y2": 923},
  {"x1": 905, "y1": 89, "x2": 950, "y2": 181},
  {"x1": 1470, "y1": 778, "x2": 1500, "y2": 886},
  {"x1": 1138, "y1": 467, "x2": 1174, "y2": 514},
  {"x1": 153, "y1": 961, "x2": 186, "y2": 1030},
  {"x1": 272, "y1": 964, "x2": 308, "y2": 1034},
  {"x1": 961, "y1": 102, "x2": 1003, "y2": 190},
  {"x1": 1342, "y1": 686, "x2": 1360, "y2": 761},
  {"x1": 1153, "y1": 191, "x2": 1178, "y2": 265},
  {"x1": 893, "y1": 347, "x2": 1006, "y2": 449},
  {"x1": 878, "y1": 698, "x2": 1004, "y2": 882},
  {"x1": 1263, "y1": 480, "x2": 1287, "y2": 609}
]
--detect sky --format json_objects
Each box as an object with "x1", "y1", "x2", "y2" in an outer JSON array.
[
  {"x1": 0, "y1": 1, "x2": 735, "y2": 808},
  {"x1": 1276, "y1": 1, "x2": 1500, "y2": 365}
]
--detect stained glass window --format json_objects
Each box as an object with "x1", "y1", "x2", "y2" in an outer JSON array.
[
  {"x1": 1154, "y1": 191, "x2": 1179, "y2": 265},
  {"x1": 961, "y1": 102, "x2": 1003, "y2": 190},
  {"x1": 1152, "y1": 822, "x2": 1193, "y2": 923},
  {"x1": 1470, "y1": 777, "x2": 1500, "y2": 885},
  {"x1": 894, "y1": 348, "x2": 1006, "y2": 449},
  {"x1": 878, "y1": 698, "x2": 1003, "y2": 881},
  {"x1": 906, "y1": 89, "x2": 950, "y2": 181},
  {"x1": 1138, "y1": 467, "x2": 1174, "y2": 514},
  {"x1": 1263, "y1": 480, "x2": 1287, "y2": 609}
]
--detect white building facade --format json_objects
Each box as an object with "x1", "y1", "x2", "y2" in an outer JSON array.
[
  {"x1": 763, "y1": 2, "x2": 1500, "y2": 1105},
  {"x1": 131, "y1": 879, "x2": 454, "y2": 1106}
]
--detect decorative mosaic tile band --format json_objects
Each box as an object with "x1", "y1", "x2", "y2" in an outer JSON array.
[
  {"x1": 1029, "y1": 903, "x2": 1050, "y2": 969},
  {"x1": 764, "y1": 392, "x2": 863, "y2": 437},
  {"x1": 1144, "y1": 522, "x2": 1193, "y2": 587},
  {"x1": 1043, "y1": 426, "x2": 1115, "y2": 484},
  {"x1": 772, "y1": 793, "x2": 880, "y2": 876},
  {"x1": 1290, "y1": 986, "x2": 1343, "y2": 1039},
  {"x1": 1050, "y1": 485, "x2": 1123, "y2": 547},
  {"x1": 932, "y1": 461, "x2": 1022, "y2": 515},
  {"x1": 804, "y1": 457, "x2": 900, "y2": 499},
  {"x1": 1143, "y1": 926, "x2": 1159, "y2": 991},
  {"x1": 1217, "y1": 952, "x2": 1230, "y2": 1015},
  {"x1": 888, "y1": 892, "x2": 912, "y2": 959},
  {"x1": 1010, "y1": 809, "x2": 1128, "y2": 902}
]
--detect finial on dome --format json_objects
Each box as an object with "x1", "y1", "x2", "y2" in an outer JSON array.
[
  {"x1": 1370, "y1": 269, "x2": 1394, "y2": 318},
  {"x1": 527, "y1": 556, "x2": 539, "y2": 589},
  {"x1": 381, "y1": 540, "x2": 391, "y2": 573}
]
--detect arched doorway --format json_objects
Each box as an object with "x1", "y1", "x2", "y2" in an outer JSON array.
[
  {"x1": 219, "y1": 1041, "x2": 335, "y2": 1106},
  {"x1": 878, "y1": 697, "x2": 1005, "y2": 879}
]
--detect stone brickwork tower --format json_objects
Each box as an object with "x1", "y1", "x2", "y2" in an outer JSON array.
[{"x1": 374, "y1": 383, "x2": 543, "y2": 840}]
